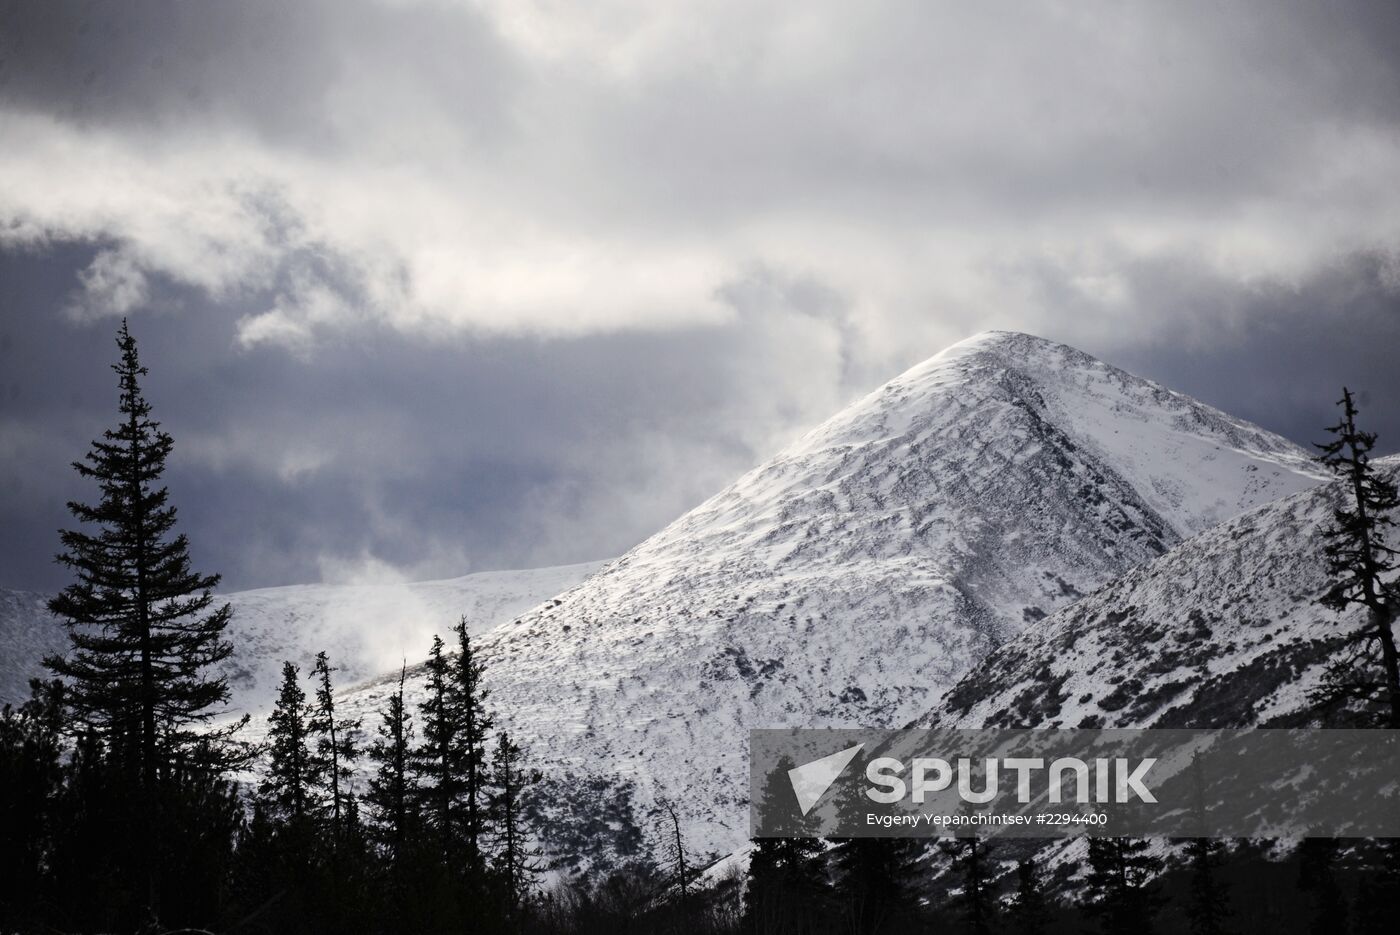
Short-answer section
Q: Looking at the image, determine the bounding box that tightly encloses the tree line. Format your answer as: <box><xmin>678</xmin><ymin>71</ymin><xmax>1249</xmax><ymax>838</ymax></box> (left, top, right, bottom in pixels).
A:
<box><xmin>2</xmin><ymin>321</ymin><xmax>1398</xmax><ymax>934</ymax></box>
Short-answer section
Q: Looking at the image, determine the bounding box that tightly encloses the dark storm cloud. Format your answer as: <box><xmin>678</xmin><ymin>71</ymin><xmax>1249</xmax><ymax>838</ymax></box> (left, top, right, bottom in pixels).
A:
<box><xmin>0</xmin><ymin>243</ymin><xmax>854</xmax><ymax>590</ymax></box>
<box><xmin>0</xmin><ymin>0</ymin><xmax>518</xmax><ymax>150</ymax></box>
<box><xmin>1096</xmin><ymin>252</ymin><xmax>1400</xmax><ymax>454</ymax></box>
<box><xmin>2</xmin><ymin>1</ymin><xmax>1400</xmax><ymax>591</ymax></box>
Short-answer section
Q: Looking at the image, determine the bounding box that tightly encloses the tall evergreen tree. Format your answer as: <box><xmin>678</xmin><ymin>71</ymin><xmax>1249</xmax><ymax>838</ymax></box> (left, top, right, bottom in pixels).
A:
<box><xmin>366</xmin><ymin>663</ymin><xmax>418</xmax><ymax>860</ymax></box>
<box><xmin>1184</xmin><ymin>838</ymin><xmax>1232</xmax><ymax>935</ymax></box>
<box><xmin>308</xmin><ymin>651</ymin><xmax>362</xmax><ymax>840</ymax></box>
<box><xmin>261</xmin><ymin>662</ymin><xmax>319</xmax><ymax>824</ymax></box>
<box><xmin>490</xmin><ymin>731</ymin><xmax>541</xmax><ymax>922</ymax></box>
<box><xmin>44</xmin><ymin>319</ymin><xmax>243</xmax><ymax>918</ymax></box>
<box><xmin>453</xmin><ymin>617</ymin><xmax>495</xmax><ymax>871</ymax></box>
<box><xmin>1297</xmin><ymin>838</ymin><xmax>1347</xmax><ymax>935</ymax></box>
<box><xmin>46</xmin><ymin>320</ymin><xmax>241</xmax><ymax>763</ymax></box>
<box><xmin>826</xmin><ymin>776</ymin><xmax>924</xmax><ymax>935</ymax></box>
<box><xmin>1007</xmin><ymin>859</ymin><xmax>1050</xmax><ymax>935</ymax></box>
<box><xmin>1313</xmin><ymin>387</ymin><xmax>1400</xmax><ymax>726</ymax></box>
<box><xmin>944</xmin><ymin>834</ymin><xmax>995</xmax><ymax>935</ymax></box>
<box><xmin>828</xmin><ymin>836</ymin><xmax>924</xmax><ymax>935</ymax></box>
<box><xmin>744</xmin><ymin>758</ymin><xmax>830</xmax><ymax>935</ymax></box>
<box><xmin>412</xmin><ymin>634</ymin><xmax>464</xmax><ymax>870</ymax></box>
<box><xmin>1084</xmin><ymin>837</ymin><xmax>1161</xmax><ymax>935</ymax></box>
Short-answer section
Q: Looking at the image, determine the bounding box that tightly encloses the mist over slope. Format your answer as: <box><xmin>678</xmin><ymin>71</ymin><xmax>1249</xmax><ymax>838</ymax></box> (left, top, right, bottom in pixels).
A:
<box><xmin>319</xmin><ymin>331</ymin><xmax>1325</xmax><ymax>866</ymax></box>
<box><xmin>0</xmin><ymin>561</ymin><xmax>604</xmax><ymax>711</ymax></box>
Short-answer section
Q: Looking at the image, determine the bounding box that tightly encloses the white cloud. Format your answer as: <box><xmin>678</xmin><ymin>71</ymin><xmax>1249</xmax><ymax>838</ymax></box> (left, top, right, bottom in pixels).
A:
<box><xmin>1</xmin><ymin>0</ymin><xmax>1398</xmax><ymax>369</ymax></box>
<box><xmin>67</xmin><ymin>248</ymin><xmax>150</xmax><ymax>320</ymax></box>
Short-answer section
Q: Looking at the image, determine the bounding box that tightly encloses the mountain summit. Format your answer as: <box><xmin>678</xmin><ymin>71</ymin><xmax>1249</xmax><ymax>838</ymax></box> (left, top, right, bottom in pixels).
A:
<box><xmin>327</xmin><ymin>331</ymin><xmax>1324</xmax><ymax>865</ymax></box>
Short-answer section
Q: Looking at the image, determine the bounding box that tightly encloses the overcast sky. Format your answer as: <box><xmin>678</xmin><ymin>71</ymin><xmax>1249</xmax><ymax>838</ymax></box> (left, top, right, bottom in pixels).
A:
<box><xmin>2</xmin><ymin>0</ymin><xmax>1399</xmax><ymax>592</ymax></box>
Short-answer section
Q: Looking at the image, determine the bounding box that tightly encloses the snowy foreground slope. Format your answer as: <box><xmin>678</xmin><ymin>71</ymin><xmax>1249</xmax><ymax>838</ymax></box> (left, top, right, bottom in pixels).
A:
<box><xmin>923</xmin><ymin>460</ymin><xmax>1400</xmax><ymax>732</ymax></box>
<box><xmin>0</xmin><ymin>561</ymin><xmax>603</xmax><ymax>711</ymax></box>
<box><xmin>905</xmin><ymin>461</ymin><xmax>1399</xmax><ymax>892</ymax></box>
<box><xmin>320</xmin><ymin>331</ymin><xmax>1324</xmax><ymax>869</ymax></box>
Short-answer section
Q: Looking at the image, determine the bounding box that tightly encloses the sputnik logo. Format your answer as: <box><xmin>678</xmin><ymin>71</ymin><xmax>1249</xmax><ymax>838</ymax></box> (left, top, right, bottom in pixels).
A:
<box><xmin>788</xmin><ymin>743</ymin><xmax>864</xmax><ymax>815</ymax></box>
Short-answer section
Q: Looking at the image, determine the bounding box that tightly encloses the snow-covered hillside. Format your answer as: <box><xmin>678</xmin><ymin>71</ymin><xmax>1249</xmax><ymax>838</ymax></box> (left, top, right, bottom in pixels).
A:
<box><xmin>923</xmin><ymin>461</ymin><xmax>1400</xmax><ymax>732</ymax></box>
<box><xmin>321</xmin><ymin>331</ymin><xmax>1325</xmax><ymax>868</ymax></box>
<box><xmin>0</xmin><ymin>561</ymin><xmax>604</xmax><ymax>711</ymax></box>
<box><xmin>908</xmin><ymin>461</ymin><xmax>1398</xmax><ymax>895</ymax></box>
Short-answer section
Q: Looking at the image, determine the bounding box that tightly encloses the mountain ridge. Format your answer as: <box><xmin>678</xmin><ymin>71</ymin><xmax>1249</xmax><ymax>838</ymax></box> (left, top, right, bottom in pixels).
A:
<box><xmin>311</xmin><ymin>330</ymin><xmax>1326</xmax><ymax>868</ymax></box>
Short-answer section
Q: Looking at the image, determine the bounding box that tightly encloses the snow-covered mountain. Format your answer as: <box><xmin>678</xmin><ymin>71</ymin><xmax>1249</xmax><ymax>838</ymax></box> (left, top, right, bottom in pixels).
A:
<box><xmin>923</xmin><ymin>460</ymin><xmax>1400</xmax><ymax>732</ymax></box>
<box><xmin>908</xmin><ymin>461</ymin><xmax>1398</xmax><ymax>895</ymax></box>
<box><xmin>319</xmin><ymin>331</ymin><xmax>1325</xmax><ymax>868</ymax></box>
<box><xmin>0</xmin><ymin>561</ymin><xmax>604</xmax><ymax>711</ymax></box>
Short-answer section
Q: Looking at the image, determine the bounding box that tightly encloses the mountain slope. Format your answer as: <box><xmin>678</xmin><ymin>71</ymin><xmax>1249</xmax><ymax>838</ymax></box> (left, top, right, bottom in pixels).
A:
<box><xmin>0</xmin><ymin>561</ymin><xmax>604</xmax><ymax>711</ymax></box>
<box><xmin>924</xmin><ymin>460</ymin><xmax>1400</xmax><ymax>732</ymax></box>
<box><xmin>323</xmin><ymin>331</ymin><xmax>1325</xmax><ymax>867</ymax></box>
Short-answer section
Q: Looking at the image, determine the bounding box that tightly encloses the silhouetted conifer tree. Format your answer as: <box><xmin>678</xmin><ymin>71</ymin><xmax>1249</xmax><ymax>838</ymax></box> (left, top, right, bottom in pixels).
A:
<box><xmin>1007</xmin><ymin>859</ymin><xmax>1050</xmax><ymax>935</ymax></box>
<box><xmin>1297</xmin><ymin>838</ymin><xmax>1347</xmax><ymax>935</ymax></box>
<box><xmin>944</xmin><ymin>834</ymin><xmax>996</xmax><ymax>935</ymax></box>
<box><xmin>744</xmin><ymin>757</ymin><xmax>830</xmax><ymax>935</ymax></box>
<box><xmin>1312</xmin><ymin>387</ymin><xmax>1400</xmax><ymax>726</ymax></box>
<box><xmin>367</xmin><ymin>664</ymin><xmax>418</xmax><ymax>860</ymax></box>
<box><xmin>828</xmin><ymin>835</ymin><xmax>924</xmax><ymax>935</ymax></box>
<box><xmin>1184</xmin><ymin>837</ymin><xmax>1232</xmax><ymax>935</ymax></box>
<box><xmin>491</xmin><ymin>731</ymin><xmax>542</xmax><ymax>922</ymax></box>
<box><xmin>44</xmin><ymin>318</ymin><xmax>245</xmax><ymax>921</ymax></box>
<box><xmin>1084</xmin><ymin>837</ymin><xmax>1161</xmax><ymax>935</ymax></box>
<box><xmin>413</xmin><ymin>634</ymin><xmax>465</xmax><ymax>871</ymax></box>
<box><xmin>658</xmin><ymin>798</ymin><xmax>696</xmax><ymax>918</ymax></box>
<box><xmin>261</xmin><ymin>661</ymin><xmax>320</xmax><ymax>824</ymax></box>
<box><xmin>309</xmin><ymin>650</ymin><xmax>362</xmax><ymax>841</ymax></box>
<box><xmin>453</xmin><ymin>617</ymin><xmax>495</xmax><ymax>872</ymax></box>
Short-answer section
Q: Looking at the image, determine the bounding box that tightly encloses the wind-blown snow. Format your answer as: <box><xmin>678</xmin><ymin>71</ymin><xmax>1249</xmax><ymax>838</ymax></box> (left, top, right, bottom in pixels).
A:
<box><xmin>0</xmin><ymin>561</ymin><xmax>604</xmax><ymax>712</ymax></box>
<box><xmin>322</xmin><ymin>331</ymin><xmax>1325</xmax><ymax>868</ymax></box>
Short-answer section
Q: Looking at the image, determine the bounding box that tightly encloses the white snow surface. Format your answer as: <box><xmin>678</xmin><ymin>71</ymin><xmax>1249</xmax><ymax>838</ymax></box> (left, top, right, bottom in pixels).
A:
<box><xmin>0</xmin><ymin>561</ymin><xmax>605</xmax><ymax>713</ymax></box>
<box><xmin>925</xmin><ymin>459</ymin><xmax>1400</xmax><ymax>732</ymax></box>
<box><xmin>314</xmin><ymin>331</ymin><xmax>1325</xmax><ymax>869</ymax></box>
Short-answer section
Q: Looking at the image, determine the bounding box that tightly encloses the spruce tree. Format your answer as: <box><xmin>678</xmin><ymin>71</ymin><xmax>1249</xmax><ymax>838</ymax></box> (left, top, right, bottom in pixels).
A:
<box><xmin>1007</xmin><ymin>859</ymin><xmax>1050</xmax><ymax>935</ymax></box>
<box><xmin>745</xmin><ymin>758</ymin><xmax>830</xmax><ymax>935</ymax></box>
<box><xmin>46</xmin><ymin>320</ymin><xmax>240</xmax><ymax>765</ymax></box>
<box><xmin>827</xmin><ymin>775</ymin><xmax>924</xmax><ymax>935</ymax></box>
<box><xmin>44</xmin><ymin>319</ymin><xmax>243</xmax><ymax>919</ymax></box>
<box><xmin>412</xmin><ymin>634</ymin><xmax>464</xmax><ymax>870</ymax></box>
<box><xmin>1312</xmin><ymin>388</ymin><xmax>1400</xmax><ymax>726</ymax></box>
<box><xmin>944</xmin><ymin>834</ymin><xmax>995</xmax><ymax>935</ymax></box>
<box><xmin>309</xmin><ymin>651</ymin><xmax>362</xmax><ymax>840</ymax></box>
<box><xmin>490</xmin><ymin>731</ymin><xmax>541</xmax><ymax>921</ymax></box>
<box><xmin>453</xmin><ymin>617</ymin><xmax>494</xmax><ymax>871</ymax></box>
<box><xmin>1184</xmin><ymin>838</ymin><xmax>1232</xmax><ymax>935</ymax></box>
<box><xmin>366</xmin><ymin>663</ymin><xmax>417</xmax><ymax>860</ymax></box>
<box><xmin>1084</xmin><ymin>837</ymin><xmax>1161</xmax><ymax>935</ymax></box>
<box><xmin>1297</xmin><ymin>838</ymin><xmax>1347</xmax><ymax>935</ymax></box>
<box><xmin>828</xmin><ymin>836</ymin><xmax>923</xmax><ymax>935</ymax></box>
<box><xmin>261</xmin><ymin>662</ymin><xmax>320</xmax><ymax>824</ymax></box>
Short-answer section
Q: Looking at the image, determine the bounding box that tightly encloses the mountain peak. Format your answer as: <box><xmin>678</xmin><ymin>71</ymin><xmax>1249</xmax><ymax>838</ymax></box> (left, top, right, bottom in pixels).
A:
<box><xmin>304</xmin><ymin>332</ymin><xmax>1326</xmax><ymax>867</ymax></box>
<box><xmin>201</xmin><ymin>332</ymin><xmax>1334</xmax><ymax>873</ymax></box>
